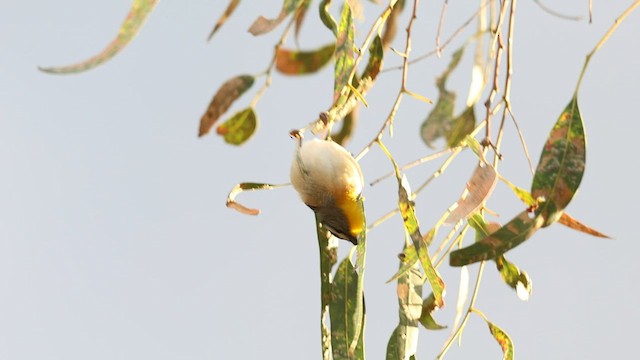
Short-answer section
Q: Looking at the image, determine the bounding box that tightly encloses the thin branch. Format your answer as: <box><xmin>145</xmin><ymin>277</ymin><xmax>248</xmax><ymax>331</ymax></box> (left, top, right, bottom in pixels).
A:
<box><xmin>575</xmin><ymin>0</ymin><xmax>640</xmax><ymax>96</ymax></box>
<box><xmin>435</xmin><ymin>0</ymin><xmax>449</xmax><ymax>57</ymax></box>
<box><xmin>250</xmin><ymin>16</ymin><xmax>297</xmax><ymax>108</ymax></box>
<box><xmin>533</xmin><ymin>0</ymin><xmax>582</xmax><ymax>21</ymax></box>
<box><xmin>370</xmin><ymin>148</ymin><xmax>455</xmax><ymax>186</ymax></box>
<box><xmin>355</xmin><ymin>0</ymin><xmax>421</xmax><ymax>161</ymax></box>
<box><xmin>493</xmin><ymin>0</ymin><xmax>516</xmax><ymax>166</ymax></box>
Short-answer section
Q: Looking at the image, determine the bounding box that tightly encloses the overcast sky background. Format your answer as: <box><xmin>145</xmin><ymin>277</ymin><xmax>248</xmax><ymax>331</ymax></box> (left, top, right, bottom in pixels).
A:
<box><xmin>1</xmin><ymin>1</ymin><xmax>638</xmax><ymax>359</ymax></box>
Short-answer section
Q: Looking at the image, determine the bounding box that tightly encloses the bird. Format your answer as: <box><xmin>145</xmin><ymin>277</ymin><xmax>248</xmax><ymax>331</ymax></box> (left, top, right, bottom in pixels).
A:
<box><xmin>290</xmin><ymin>138</ymin><xmax>365</xmax><ymax>245</ymax></box>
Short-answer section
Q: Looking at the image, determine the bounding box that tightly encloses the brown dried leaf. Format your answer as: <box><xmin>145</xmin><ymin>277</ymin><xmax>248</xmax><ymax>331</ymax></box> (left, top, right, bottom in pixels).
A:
<box><xmin>207</xmin><ymin>0</ymin><xmax>241</xmax><ymax>41</ymax></box>
<box><xmin>199</xmin><ymin>75</ymin><xmax>254</xmax><ymax>137</ymax></box>
<box><xmin>559</xmin><ymin>212</ymin><xmax>611</xmax><ymax>238</ymax></box>
<box><xmin>444</xmin><ymin>163</ymin><xmax>498</xmax><ymax>225</ymax></box>
<box><xmin>248</xmin><ymin>11</ymin><xmax>287</xmax><ymax>35</ymax></box>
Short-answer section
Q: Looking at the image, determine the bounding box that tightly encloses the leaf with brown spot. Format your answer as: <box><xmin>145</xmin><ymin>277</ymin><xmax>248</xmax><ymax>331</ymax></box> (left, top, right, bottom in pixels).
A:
<box><xmin>450</xmin><ymin>211</ymin><xmax>545</xmax><ymax>266</ymax></box>
<box><xmin>485</xmin><ymin>319</ymin><xmax>514</xmax><ymax>360</ymax></box>
<box><xmin>199</xmin><ymin>75</ymin><xmax>254</xmax><ymax>137</ymax></box>
<box><xmin>333</xmin><ymin>2</ymin><xmax>355</xmax><ymax>104</ymax></box>
<box><xmin>559</xmin><ymin>212</ymin><xmax>611</xmax><ymax>238</ymax></box>
<box><xmin>361</xmin><ymin>35</ymin><xmax>383</xmax><ymax>83</ymax></box>
<box><xmin>207</xmin><ymin>0</ymin><xmax>241</xmax><ymax>41</ymax></box>
<box><xmin>531</xmin><ymin>95</ymin><xmax>586</xmax><ymax>227</ymax></box>
<box><xmin>444</xmin><ymin>163</ymin><xmax>498</xmax><ymax>225</ymax></box>
<box><xmin>495</xmin><ymin>255</ymin><xmax>532</xmax><ymax>301</ymax></box>
<box><xmin>276</xmin><ymin>43</ymin><xmax>336</xmax><ymax>75</ymax></box>
<box><xmin>39</xmin><ymin>0</ymin><xmax>158</xmax><ymax>74</ymax></box>
<box><xmin>330</xmin><ymin>257</ymin><xmax>365</xmax><ymax>360</ymax></box>
<box><xmin>386</xmin><ymin>250</ymin><xmax>422</xmax><ymax>360</ymax></box>
<box><xmin>216</xmin><ymin>107</ymin><xmax>257</xmax><ymax>145</ymax></box>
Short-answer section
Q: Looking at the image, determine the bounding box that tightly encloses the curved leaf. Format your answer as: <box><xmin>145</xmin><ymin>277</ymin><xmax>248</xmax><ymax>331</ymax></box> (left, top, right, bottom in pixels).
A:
<box><xmin>419</xmin><ymin>293</ymin><xmax>447</xmax><ymax>330</ymax></box>
<box><xmin>319</xmin><ymin>0</ymin><xmax>338</xmax><ymax>36</ymax></box>
<box><xmin>226</xmin><ymin>182</ymin><xmax>279</xmax><ymax>215</ymax></box>
<box><xmin>276</xmin><ymin>43</ymin><xmax>336</xmax><ymax>75</ymax></box>
<box><xmin>444</xmin><ymin>163</ymin><xmax>498</xmax><ymax>225</ymax></box>
<box><xmin>449</xmin><ymin>211</ymin><xmax>544</xmax><ymax>266</ymax></box>
<box><xmin>39</xmin><ymin>0</ymin><xmax>158</xmax><ymax>74</ymax></box>
<box><xmin>207</xmin><ymin>0</ymin><xmax>241</xmax><ymax>41</ymax></box>
<box><xmin>486</xmin><ymin>320</ymin><xmax>514</xmax><ymax>360</ymax></box>
<box><xmin>330</xmin><ymin>257</ymin><xmax>365</xmax><ymax>360</ymax></box>
<box><xmin>531</xmin><ymin>95</ymin><xmax>586</xmax><ymax>226</ymax></box>
<box><xmin>216</xmin><ymin>107</ymin><xmax>257</xmax><ymax>145</ymax></box>
<box><xmin>199</xmin><ymin>75</ymin><xmax>254</xmax><ymax>137</ymax></box>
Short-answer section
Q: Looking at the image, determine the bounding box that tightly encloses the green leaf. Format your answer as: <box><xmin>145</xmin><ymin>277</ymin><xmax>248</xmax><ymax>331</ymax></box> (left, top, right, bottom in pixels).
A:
<box><xmin>199</xmin><ymin>75</ymin><xmax>254</xmax><ymax>137</ymax></box>
<box><xmin>499</xmin><ymin>176</ymin><xmax>538</xmax><ymax>207</ymax></box>
<box><xmin>495</xmin><ymin>255</ymin><xmax>532</xmax><ymax>301</ymax></box>
<box><xmin>248</xmin><ymin>0</ymin><xmax>304</xmax><ymax>35</ymax></box>
<box><xmin>387</xmin><ymin>255</ymin><xmax>422</xmax><ymax>360</ymax></box>
<box><xmin>319</xmin><ymin>0</ymin><xmax>338</xmax><ymax>36</ymax></box>
<box><xmin>39</xmin><ymin>0</ymin><xmax>159</xmax><ymax>74</ymax></box>
<box><xmin>316</xmin><ymin>215</ymin><xmax>338</xmax><ymax>360</ymax></box>
<box><xmin>397</xmin><ymin>175</ymin><xmax>445</xmax><ymax>308</ymax></box>
<box><xmin>330</xmin><ymin>257</ymin><xmax>365</xmax><ymax>360</ymax></box>
<box><xmin>531</xmin><ymin>95</ymin><xmax>586</xmax><ymax>227</ymax></box>
<box><xmin>444</xmin><ymin>163</ymin><xmax>498</xmax><ymax>225</ymax></box>
<box><xmin>207</xmin><ymin>0</ymin><xmax>241</xmax><ymax>41</ymax></box>
<box><xmin>419</xmin><ymin>293</ymin><xmax>447</xmax><ymax>330</ymax></box>
<box><xmin>421</xmin><ymin>47</ymin><xmax>464</xmax><ymax>148</ymax></box>
<box><xmin>333</xmin><ymin>2</ymin><xmax>355</xmax><ymax>104</ymax></box>
<box><xmin>486</xmin><ymin>320</ymin><xmax>515</xmax><ymax>360</ymax></box>
<box><xmin>450</xmin><ymin>211</ymin><xmax>544</xmax><ymax>266</ymax></box>
<box><xmin>446</xmin><ymin>106</ymin><xmax>476</xmax><ymax>148</ymax></box>
<box><xmin>276</xmin><ymin>43</ymin><xmax>336</xmax><ymax>75</ymax></box>
<box><xmin>349</xmin><ymin>198</ymin><xmax>367</xmax><ymax>355</ymax></box>
<box><xmin>361</xmin><ymin>35</ymin><xmax>383</xmax><ymax>83</ymax></box>
<box><xmin>216</xmin><ymin>107</ymin><xmax>257</xmax><ymax>145</ymax></box>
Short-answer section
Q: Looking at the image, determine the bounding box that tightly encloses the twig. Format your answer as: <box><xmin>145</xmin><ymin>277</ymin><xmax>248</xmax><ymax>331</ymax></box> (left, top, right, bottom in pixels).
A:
<box><xmin>250</xmin><ymin>16</ymin><xmax>297</xmax><ymax>108</ymax></box>
<box><xmin>574</xmin><ymin>0</ymin><xmax>640</xmax><ymax>96</ymax></box>
<box><xmin>435</xmin><ymin>0</ymin><xmax>449</xmax><ymax>57</ymax></box>
<box><xmin>533</xmin><ymin>0</ymin><xmax>582</xmax><ymax>21</ymax></box>
<box><xmin>493</xmin><ymin>0</ymin><xmax>516</xmax><ymax>166</ymax></box>
<box><xmin>369</xmin><ymin>147</ymin><xmax>455</xmax><ymax>186</ymax></box>
<box><xmin>355</xmin><ymin>0</ymin><xmax>421</xmax><ymax>161</ymax></box>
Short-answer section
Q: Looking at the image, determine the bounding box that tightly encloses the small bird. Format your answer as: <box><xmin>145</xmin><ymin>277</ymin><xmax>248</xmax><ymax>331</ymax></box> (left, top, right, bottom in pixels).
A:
<box><xmin>290</xmin><ymin>138</ymin><xmax>365</xmax><ymax>245</ymax></box>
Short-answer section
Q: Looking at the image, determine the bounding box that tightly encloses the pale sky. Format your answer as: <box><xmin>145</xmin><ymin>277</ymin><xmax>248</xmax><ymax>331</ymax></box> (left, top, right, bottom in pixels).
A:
<box><xmin>1</xmin><ymin>1</ymin><xmax>638</xmax><ymax>359</ymax></box>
